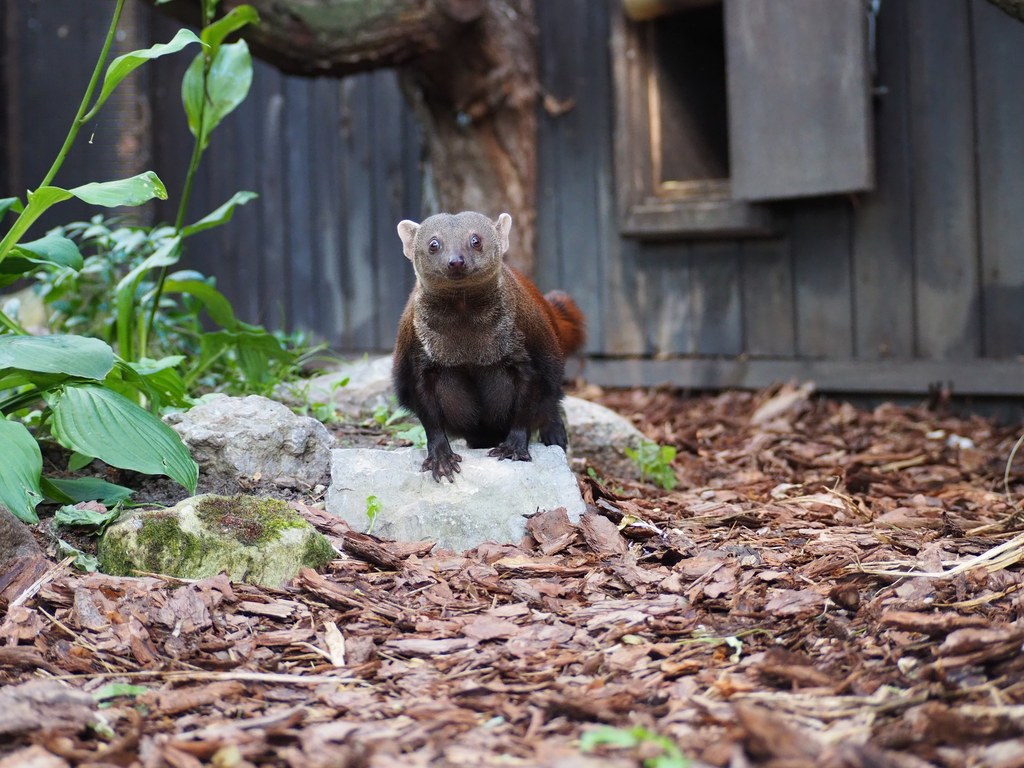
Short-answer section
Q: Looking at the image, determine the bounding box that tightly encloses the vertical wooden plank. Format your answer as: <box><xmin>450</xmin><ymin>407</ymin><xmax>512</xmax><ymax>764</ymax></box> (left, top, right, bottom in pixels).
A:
<box><xmin>372</xmin><ymin>71</ymin><xmax>413</xmax><ymax>350</ymax></box>
<box><xmin>791</xmin><ymin>199</ymin><xmax>855</xmax><ymax>358</ymax></box>
<box><xmin>973</xmin><ymin>0</ymin><xmax>1024</xmax><ymax>357</ymax></box>
<box><xmin>283</xmin><ymin>76</ymin><xmax>316</xmax><ymax>335</ymax></box>
<box><xmin>605</xmin><ymin>237</ymin><xmax>649</xmax><ymax>356</ymax></box>
<box><xmin>850</xmin><ymin>0</ymin><xmax>915</xmax><ymax>359</ymax></box>
<box><xmin>599</xmin><ymin>0</ymin><xmax>660</xmax><ymax>356</ymax></box>
<box><xmin>635</xmin><ymin>242</ymin><xmax>693</xmax><ymax>356</ymax></box>
<box><xmin>690</xmin><ymin>242</ymin><xmax>743</xmax><ymax>356</ymax></box>
<box><xmin>534</xmin><ymin>0</ymin><xmax>607</xmax><ymax>353</ymax></box>
<box><xmin>204</xmin><ymin>90</ymin><xmax>246</xmax><ymax>320</ymax></box>
<box><xmin>338</xmin><ymin>75</ymin><xmax>377</xmax><ymax>350</ymax></box>
<box><xmin>258</xmin><ymin>67</ymin><xmax>288</xmax><ymax>331</ymax></box>
<box><xmin>741</xmin><ymin>233</ymin><xmax>796</xmax><ymax>357</ymax></box>
<box><xmin>534</xmin><ymin>0</ymin><xmax>562</xmax><ymax>301</ymax></box>
<box><xmin>907</xmin><ymin>0</ymin><xmax>980</xmax><ymax>359</ymax></box>
<box><xmin>587</xmin><ymin>4</ymin><xmax>619</xmax><ymax>357</ymax></box>
<box><xmin>310</xmin><ymin>77</ymin><xmax>344</xmax><ymax>346</ymax></box>
<box><xmin>400</xmin><ymin>82</ymin><xmax>423</xmax><ymax>221</ymax></box>
<box><xmin>222</xmin><ymin>58</ymin><xmax>263</xmax><ymax>326</ymax></box>
<box><xmin>0</xmin><ymin>3</ymin><xmax>12</xmax><ymax>197</ymax></box>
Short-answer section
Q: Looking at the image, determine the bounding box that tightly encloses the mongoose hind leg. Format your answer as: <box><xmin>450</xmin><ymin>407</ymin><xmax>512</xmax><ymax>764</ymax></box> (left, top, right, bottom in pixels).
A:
<box><xmin>488</xmin><ymin>426</ymin><xmax>532</xmax><ymax>462</ymax></box>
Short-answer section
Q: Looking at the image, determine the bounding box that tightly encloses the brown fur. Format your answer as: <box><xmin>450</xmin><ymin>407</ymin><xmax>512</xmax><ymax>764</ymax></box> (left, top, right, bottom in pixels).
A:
<box><xmin>393</xmin><ymin>211</ymin><xmax>585</xmax><ymax>482</ymax></box>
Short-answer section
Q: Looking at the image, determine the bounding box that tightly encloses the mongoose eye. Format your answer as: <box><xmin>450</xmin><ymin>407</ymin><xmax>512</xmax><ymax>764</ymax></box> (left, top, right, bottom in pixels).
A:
<box><xmin>428</xmin><ymin>238</ymin><xmax>441</xmax><ymax>254</ymax></box>
<box><xmin>470</xmin><ymin>234</ymin><xmax>482</xmax><ymax>251</ymax></box>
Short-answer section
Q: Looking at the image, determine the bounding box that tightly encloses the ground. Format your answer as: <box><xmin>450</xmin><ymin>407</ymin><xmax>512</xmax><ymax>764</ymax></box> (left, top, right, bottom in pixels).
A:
<box><xmin>2</xmin><ymin>384</ymin><xmax>1023</xmax><ymax>767</ymax></box>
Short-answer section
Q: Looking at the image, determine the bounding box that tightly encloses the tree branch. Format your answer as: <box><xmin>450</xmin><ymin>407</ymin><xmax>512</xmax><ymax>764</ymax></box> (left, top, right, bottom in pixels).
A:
<box><xmin>985</xmin><ymin>0</ymin><xmax>1024</xmax><ymax>23</ymax></box>
<box><xmin>154</xmin><ymin>0</ymin><xmax>487</xmax><ymax>77</ymax></box>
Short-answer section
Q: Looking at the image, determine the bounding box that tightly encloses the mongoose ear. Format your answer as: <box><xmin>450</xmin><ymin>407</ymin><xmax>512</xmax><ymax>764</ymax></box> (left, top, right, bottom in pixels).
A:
<box><xmin>495</xmin><ymin>213</ymin><xmax>512</xmax><ymax>255</ymax></box>
<box><xmin>397</xmin><ymin>220</ymin><xmax>419</xmax><ymax>260</ymax></box>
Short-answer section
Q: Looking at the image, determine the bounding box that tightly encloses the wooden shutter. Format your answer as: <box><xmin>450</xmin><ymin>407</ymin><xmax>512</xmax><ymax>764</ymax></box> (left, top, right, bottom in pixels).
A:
<box><xmin>725</xmin><ymin>0</ymin><xmax>874</xmax><ymax>200</ymax></box>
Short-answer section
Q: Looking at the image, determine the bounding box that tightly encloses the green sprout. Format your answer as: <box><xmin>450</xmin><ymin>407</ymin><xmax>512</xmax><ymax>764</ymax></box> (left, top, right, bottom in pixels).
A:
<box><xmin>365</xmin><ymin>494</ymin><xmax>382</xmax><ymax>535</ymax></box>
<box><xmin>580</xmin><ymin>725</ymin><xmax>689</xmax><ymax>768</ymax></box>
<box><xmin>625</xmin><ymin>440</ymin><xmax>678</xmax><ymax>491</ymax></box>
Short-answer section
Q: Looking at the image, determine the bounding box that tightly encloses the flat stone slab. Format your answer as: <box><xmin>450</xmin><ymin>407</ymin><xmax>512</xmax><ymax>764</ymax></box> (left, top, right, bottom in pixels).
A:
<box><xmin>327</xmin><ymin>444</ymin><xmax>586</xmax><ymax>552</ymax></box>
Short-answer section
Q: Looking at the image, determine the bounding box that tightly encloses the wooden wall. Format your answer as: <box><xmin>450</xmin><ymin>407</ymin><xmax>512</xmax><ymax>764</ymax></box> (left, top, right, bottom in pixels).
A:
<box><xmin>536</xmin><ymin>0</ymin><xmax>1024</xmax><ymax>395</ymax></box>
<box><xmin>3</xmin><ymin>0</ymin><xmax>1024</xmax><ymax>396</ymax></box>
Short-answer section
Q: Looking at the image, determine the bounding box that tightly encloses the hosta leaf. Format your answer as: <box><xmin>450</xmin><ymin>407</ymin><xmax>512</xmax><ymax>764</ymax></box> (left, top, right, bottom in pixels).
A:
<box><xmin>182</xmin><ymin>191</ymin><xmax>257</xmax><ymax>238</ymax></box>
<box><xmin>45</xmin><ymin>477</ymin><xmax>134</xmax><ymax>507</ymax></box>
<box><xmin>183</xmin><ymin>40</ymin><xmax>253</xmax><ymax>149</ymax></box>
<box><xmin>163</xmin><ymin>275</ymin><xmax>237</xmax><ymax>329</ymax></box>
<box><xmin>0</xmin><ymin>418</ymin><xmax>44</xmax><ymax>523</ymax></box>
<box><xmin>89</xmin><ymin>29</ymin><xmax>202</xmax><ymax>118</ymax></box>
<box><xmin>108</xmin><ymin>357</ymin><xmax>190</xmax><ymax>411</ymax></box>
<box><xmin>0</xmin><ymin>187</ymin><xmax>73</xmax><ymax>261</ymax></box>
<box><xmin>0</xmin><ymin>197</ymin><xmax>23</xmax><ymax>218</ymax></box>
<box><xmin>201</xmin><ymin>6</ymin><xmax>259</xmax><ymax>53</ymax></box>
<box><xmin>12</xmin><ymin>234</ymin><xmax>84</xmax><ymax>270</ymax></box>
<box><xmin>0</xmin><ymin>334</ymin><xmax>114</xmax><ymax>379</ymax></box>
<box><xmin>48</xmin><ymin>384</ymin><xmax>198</xmax><ymax>494</ymax></box>
<box><xmin>69</xmin><ymin>172</ymin><xmax>167</xmax><ymax>208</ymax></box>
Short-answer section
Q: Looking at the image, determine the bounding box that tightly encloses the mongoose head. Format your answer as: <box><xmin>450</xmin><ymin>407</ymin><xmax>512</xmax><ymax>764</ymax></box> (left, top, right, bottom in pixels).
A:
<box><xmin>397</xmin><ymin>211</ymin><xmax>511</xmax><ymax>292</ymax></box>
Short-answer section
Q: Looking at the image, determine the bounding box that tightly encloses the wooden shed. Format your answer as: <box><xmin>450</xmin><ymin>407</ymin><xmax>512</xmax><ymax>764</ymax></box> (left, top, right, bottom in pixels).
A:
<box><xmin>2</xmin><ymin>0</ymin><xmax>1023</xmax><ymax>397</ymax></box>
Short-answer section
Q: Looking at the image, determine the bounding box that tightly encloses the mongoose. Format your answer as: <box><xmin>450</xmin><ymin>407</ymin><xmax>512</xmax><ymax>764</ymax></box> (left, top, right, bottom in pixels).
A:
<box><xmin>393</xmin><ymin>211</ymin><xmax>585</xmax><ymax>482</ymax></box>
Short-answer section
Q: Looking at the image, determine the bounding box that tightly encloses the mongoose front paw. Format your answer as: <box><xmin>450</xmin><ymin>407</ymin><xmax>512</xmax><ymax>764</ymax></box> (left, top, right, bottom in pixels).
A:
<box><xmin>488</xmin><ymin>443</ymin><xmax>532</xmax><ymax>462</ymax></box>
<box><xmin>423</xmin><ymin>450</ymin><xmax>462</xmax><ymax>483</ymax></box>
<box><xmin>539</xmin><ymin>422</ymin><xmax>568</xmax><ymax>449</ymax></box>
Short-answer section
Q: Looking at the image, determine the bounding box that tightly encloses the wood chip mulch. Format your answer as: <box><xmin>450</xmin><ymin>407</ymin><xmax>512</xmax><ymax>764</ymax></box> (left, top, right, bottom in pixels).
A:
<box><xmin>2</xmin><ymin>383</ymin><xmax>1024</xmax><ymax>768</ymax></box>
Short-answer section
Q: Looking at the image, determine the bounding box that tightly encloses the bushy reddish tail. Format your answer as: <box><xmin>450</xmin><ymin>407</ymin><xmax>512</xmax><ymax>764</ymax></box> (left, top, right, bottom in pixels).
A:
<box><xmin>545</xmin><ymin>290</ymin><xmax>586</xmax><ymax>358</ymax></box>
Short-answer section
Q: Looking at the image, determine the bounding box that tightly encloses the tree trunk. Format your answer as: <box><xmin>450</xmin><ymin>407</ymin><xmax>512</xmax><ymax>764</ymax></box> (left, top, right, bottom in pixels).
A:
<box><xmin>153</xmin><ymin>0</ymin><xmax>539</xmax><ymax>273</ymax></box>
<box><xmin>985</xmin><ymin>0</ymin><xmax>1024</xmax><ymax>22</ymax></box>
<box><xmin>398</xmin><ymin>2</ymin><xmax>537</xmax><ymax>273</ymax></box>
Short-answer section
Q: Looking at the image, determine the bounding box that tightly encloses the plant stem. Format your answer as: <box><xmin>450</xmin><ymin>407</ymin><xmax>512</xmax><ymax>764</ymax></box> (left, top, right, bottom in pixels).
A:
<box><xmin>39</xmin><ymin>0</ymin><xmax>126</xmax><ymax>190</ymax></box>
<box><xmin>0</xmin><ymin>310</ymin><xmax>29</xmax><ymax>334</ymax></box>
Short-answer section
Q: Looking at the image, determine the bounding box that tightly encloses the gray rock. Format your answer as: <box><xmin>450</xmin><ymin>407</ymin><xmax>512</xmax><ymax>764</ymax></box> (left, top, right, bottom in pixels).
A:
<box><xmin>0</xmin><ymin>506</ymin><xmax>42</xmax><ymax>571</ymax></box>
<box><xmin>165</xmin><ymin>395</ymin><xmax>333</xmax><ymax>491</ymax></box>
<box><xmin>279</xmin><ymin>355</ymin><xmax>394</xmax><ymax>421</ymax></box>
<box><xmin>563</xmin><ymin>396</ymin><xmax>648</xmax><ymax>481</ymax></box>
<box><xmin>0</xmin><ymin>680</ymin><xmax>96</xmax><ymax>737</ymax></box>
<box><xmin>328</xmin><ymin>444</ymin><xmax>585</xmax><ymax>552</ymax></box>
<box><xmin>97</xmin><ymin>494</ymin><xmax>335</xmax><ymax>587</ymax></box>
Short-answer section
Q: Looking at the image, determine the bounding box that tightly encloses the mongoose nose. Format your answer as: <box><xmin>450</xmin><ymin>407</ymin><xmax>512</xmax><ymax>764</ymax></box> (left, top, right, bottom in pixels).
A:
<box><xmin>447</xmin><ymin>254</ymin><xmax>466</xmax><ymax>274</ymax></box>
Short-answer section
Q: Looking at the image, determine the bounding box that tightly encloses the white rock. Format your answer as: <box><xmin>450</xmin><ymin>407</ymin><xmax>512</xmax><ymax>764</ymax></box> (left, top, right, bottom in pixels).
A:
<box><xmin>562</xmin><ymin>395</ymin><xmax>648</xmax><ymax>481</ymax></box>
<box><xmin>328</xmin><ymin>443</ymin><xmax>585</xmax><ymax>552</ymax></box>
<box><xmin>165</xmin><ymin>394</ymin><xmax>334</xmax><ymax>491</ymax></box>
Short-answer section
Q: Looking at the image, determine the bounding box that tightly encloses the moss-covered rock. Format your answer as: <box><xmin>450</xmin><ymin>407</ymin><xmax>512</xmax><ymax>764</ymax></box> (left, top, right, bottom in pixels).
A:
<box><xmin>98</xmin><ymin>494</ymin><xmax>335</xmax><ymax>586</ymax></box>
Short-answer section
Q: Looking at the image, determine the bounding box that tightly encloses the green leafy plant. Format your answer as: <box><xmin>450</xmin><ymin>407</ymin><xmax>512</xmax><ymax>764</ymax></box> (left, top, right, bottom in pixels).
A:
<box><xmin>0</xmin><ymin>0</ymin><xmax>208</xmax><ymax>523</ymax></box>
<box><xmin>365</xmin><ymin>494</ymin><xmax>382</xmax><ymax>535</ymax></box>
<box><xmin>373</xmin><ymin>400</ymin><xmax>428</xmax><ymax>449</ymax></box>
<box><xmin>36</xmin><ymin>214</ymin><xmax>314</xmax><ymax>396</ymax></box>
<box><xmin>93</xmin><ymin>683</ymin><xmax>149</xmax><ymax>707</ymax></box>
<box><xmin>287</xmin><ymin>373</ymin><xmax>349</xmax><ymax>423</ymax></box>
<box><xmin>54</xmin><ymin>502</ymin><xmax>123</xmax><ymax>534</ymax></box>
<box><xmin>580</xmin><ymin>725</ymin><xmax>689</xmax><ymax>768</ymax></box>
<box><xmin>625</xmin><ymin>440</ymin><xmax>678</xmax><ymax>491</ymax></box>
